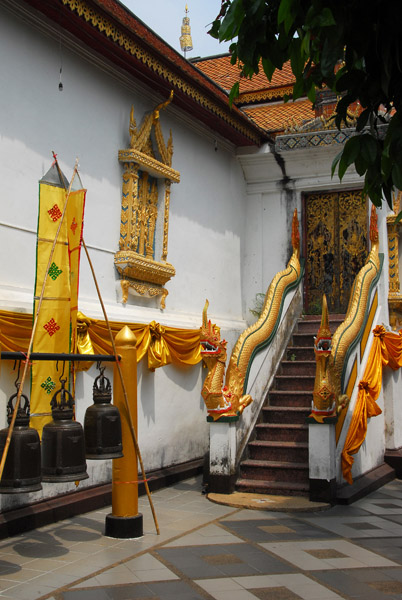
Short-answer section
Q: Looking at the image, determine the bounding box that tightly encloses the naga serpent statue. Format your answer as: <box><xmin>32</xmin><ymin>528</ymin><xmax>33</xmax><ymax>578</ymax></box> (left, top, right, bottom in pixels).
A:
<box><xmin>308</xmin><ymin>204</ymin><xmax>381</xmax><ymax>425</ymax></box>
<box><xmin>307</xmin><ymin>293</ymin><xmax>338</xmax><ymax>423</ymax></box>
<box><xmin>201</xmin><ymin>209</ymin><xmax>302</xmax><ymax>420</ymax></box>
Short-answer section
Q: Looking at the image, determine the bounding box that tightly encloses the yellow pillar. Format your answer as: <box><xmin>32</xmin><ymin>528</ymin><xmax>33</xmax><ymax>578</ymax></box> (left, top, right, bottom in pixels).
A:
<box><xmin>105</xmin><ymin>326</ymin><xmax>143</xmax><ymax>538</ymax></box>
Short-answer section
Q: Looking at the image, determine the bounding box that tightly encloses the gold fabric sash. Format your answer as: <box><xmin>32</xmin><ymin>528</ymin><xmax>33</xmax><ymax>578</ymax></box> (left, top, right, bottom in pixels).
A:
<box><xmin>342</xmin><ymin>325</ymin><xmax>402</xmax><ymax>483</ymax></box>
<box><xmin>0</xmin><ymin>310</ymin><xmax>202</xmax><ymax>371</ymax></box>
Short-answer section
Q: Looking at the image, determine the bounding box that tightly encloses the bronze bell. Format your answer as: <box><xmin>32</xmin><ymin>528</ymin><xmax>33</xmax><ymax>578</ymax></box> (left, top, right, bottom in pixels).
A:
<box><xmin>41</xmin><ymin>379</ymin><xmax>88</xmax><ymax>482</ymax></box>
<box><xmin>0</xmin><ymin>390</ymin><xmax>42</xmax><ymax>493</ymax></box>
<box><xmin>84</xmin><ymin>368</ymin><xmax>123</xmax><ymax>459</ymax></box>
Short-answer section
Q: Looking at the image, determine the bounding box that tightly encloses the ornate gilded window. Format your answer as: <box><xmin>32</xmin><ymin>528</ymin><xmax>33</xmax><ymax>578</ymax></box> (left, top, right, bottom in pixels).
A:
<box><xmin>114</xmin><ymin>92</ymin><xmax>180</xmax><ymax>308</ymax></box>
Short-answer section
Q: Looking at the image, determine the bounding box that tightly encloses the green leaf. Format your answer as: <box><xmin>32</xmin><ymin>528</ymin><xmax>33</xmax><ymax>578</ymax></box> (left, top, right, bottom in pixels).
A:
<box><xmin>228</xmin><ymin>81</ymin><xmax>240</xmax><ymax>107</ymax></box>
<box><xmin>331</xmin><ymin>149</ymin><xmax>343</xmax><ymax>178</ymax></box>
<box><xmin>360</xmin><ymin>135</ymin><xmax>378</xmax><ymax>164</ymax></box>
<box><xmin>278</xmin><ymin>0</ymin><xmax>295</xmax><ymax>34</ymax></box>
<box><xmin>290</xmin><ymin>38</ymin><xmax>303</xmax><ymax>77</ymax></box>
<box><xmin>318</xmin><ymin>7</ymin><xmax>336</xmax><ymax>27</ymax></box>
<box><xmin>381</xmin><ymin>152</ymin><xmax>392</xmax><ymax>180</ymax></box>
<box><xmin>208</xmin><ymin>20</ymin><xmax>220</xmax><ymax>39</ymax></box>
<box><xmin>342</xmin><ymin>135</ymin><xmax>361</xmax><ymax>167</ymax></box>
<box><xmin>307</xmin><ymin>83</ymin><xmax>316</xmax><ymax>104</ymax></box>
<box><xmin>354</xmin><ymin>153</ymin><xmax>367</xmax><ymax>176</ymax></box>
<box><xmin>261</xmin><ymin>57</ymin><xmax>275</xmax><ymax>81</ymax></box>
<box><xmin>292</xmin><ymin>76</ymin><xmax>305</xmax><ymax>101</ymax></box>
<box><xmin>321</xmin><ymin>37</ymin><xmax>342</xmax><ymax>78</ymax></box>
<box><xmin>356</xmin><ymin>108</ymin><xmax>370</xmax><ymax>132</ymax></box>
<box><xmin>218</xmin><ymin>0</ymin><xmax>244</xmax><ymax>41</ymax></box>
<box><xmin>301</xmin><ymin>31</ymin><xmax>311</xmax><ymax>55</ymax></box>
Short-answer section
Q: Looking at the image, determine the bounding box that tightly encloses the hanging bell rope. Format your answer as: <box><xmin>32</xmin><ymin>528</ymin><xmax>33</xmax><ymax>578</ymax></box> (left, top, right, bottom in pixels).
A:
<box><xmin>0</xmin><ymin>155</ymin><xmax>79</xmax><ymax>485</ymax></box>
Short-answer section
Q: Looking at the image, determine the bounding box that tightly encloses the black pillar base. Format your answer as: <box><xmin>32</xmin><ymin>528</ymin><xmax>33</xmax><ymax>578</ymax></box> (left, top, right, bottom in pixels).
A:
<box><xmin>385</xmin><ymin>448</ymin><xmax>402</xmax><ymax>478</ymax></box>
<box><xmin>208</xmin><ymin>473</ymin><xmax>237</xmax><ymax>494</ymax></box>
<box><xmin>309</xmin><ymin>477</ymin><xmax>337</xmax><ymax>504</ymax></box>
<box><xmin>105</xmin><ymin>513</ymin><xmax>143</xmax><ymax>538</ymax></box>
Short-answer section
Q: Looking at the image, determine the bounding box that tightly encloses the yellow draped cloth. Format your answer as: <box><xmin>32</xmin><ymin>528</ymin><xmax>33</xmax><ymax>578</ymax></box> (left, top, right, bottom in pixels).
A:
<box><xmin>342</xmin><ymin>325</ymin><xmax>402</xmax><ymax>483</ymax></box>
<box><xmin>0</xmin><ymin>310</ymin><xmax>202</xmax><ymax>372</ymax></box>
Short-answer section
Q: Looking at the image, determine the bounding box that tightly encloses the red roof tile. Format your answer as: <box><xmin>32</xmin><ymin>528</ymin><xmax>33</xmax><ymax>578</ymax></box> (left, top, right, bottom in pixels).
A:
<box><xmin>193</xmin><ymin>55</ymin><xmax>295</xmax><ymax>95</ymax></box>
<box><xmin>243</xmin><ymin>99</ymin><xmax>315</xmax><ymax>133</ymax></box>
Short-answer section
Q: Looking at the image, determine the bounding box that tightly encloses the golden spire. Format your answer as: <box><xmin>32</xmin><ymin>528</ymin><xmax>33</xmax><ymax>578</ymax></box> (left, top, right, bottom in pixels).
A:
<box><xmin>180</xmin><ymin>4</ymin><xmax>193</xmax><ymax>58</ymax></box>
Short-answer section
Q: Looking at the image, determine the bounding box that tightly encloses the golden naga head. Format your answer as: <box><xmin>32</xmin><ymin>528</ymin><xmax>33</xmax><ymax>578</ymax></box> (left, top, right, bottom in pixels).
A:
<box><xmin>314</xmin><ymin>294</ymin><xmax>332</xmax><ymax>355</ymax></box>
<box><xmin>200</xmin><ymin>300</ymin><xmax>227</xmax><ymax>359</ymax></box>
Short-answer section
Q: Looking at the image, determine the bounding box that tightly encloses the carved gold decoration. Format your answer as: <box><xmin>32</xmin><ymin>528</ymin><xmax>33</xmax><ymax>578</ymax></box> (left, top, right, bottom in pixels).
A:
<box><xmin>331</xmin><ymin>205</ymin><xmax>381</xmax><ymax>409</ymax></box>
<box><xmin>200</xmin><ymin>209</ymin><xmax>302</xmax><ymax>420</ymax></box>
<box><xmin>305</xmin><ymin>190</ymin><xmax>367</xmax><ymax>314</ymax></box>
<box><xmin>238</xmin><ymin>86</ymin><xmax>294</xmax><ymax>105</ymax></box>
<box><xmin>162</xmin><ymin>181</ymin><xmax>171</xmax><ymax>262</ymax></box>
<box><xmin>387</xmin><ymin>191</ymin><xmax>402</xmax><ymax>330</ymax></box>
<box><xmin>115</xmin><ymin>253</ymin><xmax>175</xmax><ymax>284</ymax></box>
<box><xmin>115</xmin><ymin>96</ymin><xmax>179</xmax><ymax>308</ymax></box>
<box><xmin>121</xmin><ymin>279</ymin><xmax>169</xmax><ymax>309</ymax></box>
<box><xmin>61</xmin><ymin>0</ymin><xmax>261</xmax><ymax>145</ymax></box>
<box><xmin>118</xmin><ymin>150</ymin><xmax>180</xmax><ymax>182</ymax></box>
<box><xmin>308</xmin><ymin>294</ymin><xmax>337</xmax><ymax>423</ymax></box>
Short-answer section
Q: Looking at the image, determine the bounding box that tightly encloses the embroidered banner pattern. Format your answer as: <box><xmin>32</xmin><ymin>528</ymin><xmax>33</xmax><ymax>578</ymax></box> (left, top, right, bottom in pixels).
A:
<box><xmin>31</xmin><ymin>182</ymin><xmax>86</xmax><ymax>434</ymax></box>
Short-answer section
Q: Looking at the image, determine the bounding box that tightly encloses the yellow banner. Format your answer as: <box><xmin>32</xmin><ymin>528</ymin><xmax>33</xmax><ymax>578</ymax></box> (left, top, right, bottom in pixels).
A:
<box><xmin>31</xmin><ymin>183</ymin><xmax>86</xmax><ymax>434</ymax></box>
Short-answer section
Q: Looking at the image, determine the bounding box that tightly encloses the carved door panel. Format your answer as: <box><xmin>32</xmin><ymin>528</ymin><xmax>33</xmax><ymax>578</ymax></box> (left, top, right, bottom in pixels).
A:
<box><xmin>304</xmin><ymin>190</ymin><xmax>368</xmax><ymax>314</ymax></box>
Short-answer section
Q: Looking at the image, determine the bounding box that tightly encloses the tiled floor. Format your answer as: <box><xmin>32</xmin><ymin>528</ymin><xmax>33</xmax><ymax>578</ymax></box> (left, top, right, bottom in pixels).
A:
<box><xmin>1</xmin><ymin>477</ymin><xmax>402</xmax><ymax>599</ymax></box>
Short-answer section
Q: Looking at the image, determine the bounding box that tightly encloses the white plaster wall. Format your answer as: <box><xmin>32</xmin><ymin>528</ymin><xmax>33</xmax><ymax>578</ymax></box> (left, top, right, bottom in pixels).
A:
<box><xmin>0</xmin><ymin>0</ymin><xmax>249</xmax><ymax>508</ymax></box>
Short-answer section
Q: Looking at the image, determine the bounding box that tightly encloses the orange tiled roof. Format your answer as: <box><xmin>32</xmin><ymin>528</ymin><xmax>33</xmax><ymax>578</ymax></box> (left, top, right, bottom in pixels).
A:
<box><xmin>243</xmin><ymin>99</ymin><xmax>315</xmax><ymax>133</ymax></box>
<box><xmin>193</xmin><ymin>55</ymin><xmax>295</xmax><ymax>96</ymax></box>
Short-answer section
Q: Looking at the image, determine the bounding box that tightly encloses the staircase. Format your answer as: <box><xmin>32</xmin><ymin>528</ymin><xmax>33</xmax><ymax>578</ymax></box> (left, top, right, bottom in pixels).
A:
<box><xmin>236</xmin><ymin>314</ymin><xmax>344</xmax><ymax>497</ymax></box>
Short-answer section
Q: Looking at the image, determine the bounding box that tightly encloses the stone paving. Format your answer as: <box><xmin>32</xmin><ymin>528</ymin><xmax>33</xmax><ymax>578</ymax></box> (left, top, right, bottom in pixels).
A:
<box><xmin>0</xmin><ymin>476</ymin><xmax>402</xmax><ymax>599</ymax></box>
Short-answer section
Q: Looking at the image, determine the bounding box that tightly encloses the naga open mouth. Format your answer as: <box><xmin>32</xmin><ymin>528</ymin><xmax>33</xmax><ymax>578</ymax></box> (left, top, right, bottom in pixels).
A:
<box><xmin>200</xmin><ymin>340</ymin><xmax>220</xmax><ymax>354</ymax></box>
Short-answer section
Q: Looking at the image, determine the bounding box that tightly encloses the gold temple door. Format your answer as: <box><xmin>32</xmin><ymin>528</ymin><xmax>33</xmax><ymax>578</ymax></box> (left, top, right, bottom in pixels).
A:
<box><xmin>304</xmin><ymin>190</ymin><xmax>368</xmax><ymax>314</ymax></box>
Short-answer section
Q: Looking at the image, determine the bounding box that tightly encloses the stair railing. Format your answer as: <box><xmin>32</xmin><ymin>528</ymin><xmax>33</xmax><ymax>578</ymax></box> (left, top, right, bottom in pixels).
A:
<box><xmin>308</xmin><ymin>205</ymin><xmax>383</xmax><ymax>501</ymax></box>
<box><xmin>331</xmin><ymin>205</ymin><xmax>382</xmax><ymax>441</ymax></box>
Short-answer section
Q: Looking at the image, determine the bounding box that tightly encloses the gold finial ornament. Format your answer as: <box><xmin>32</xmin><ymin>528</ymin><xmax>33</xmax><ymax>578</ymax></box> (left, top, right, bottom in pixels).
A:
<box><xmin>180</xmin><ymin>4</ymin><xmax>193</xmax><ymax>58</ymax></box>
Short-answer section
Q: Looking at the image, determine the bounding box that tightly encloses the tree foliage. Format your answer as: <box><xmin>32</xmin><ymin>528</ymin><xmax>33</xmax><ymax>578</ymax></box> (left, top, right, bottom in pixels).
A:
<box><xmin>209</xmin><ymin>0</ymin><xmax>402</xmax><ymax>209</ymax></box>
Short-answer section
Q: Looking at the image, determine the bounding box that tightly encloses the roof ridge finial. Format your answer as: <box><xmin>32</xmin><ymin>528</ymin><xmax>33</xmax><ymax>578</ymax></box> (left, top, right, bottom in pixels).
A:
<box><xmin>180</xmin><ymin>4</ymin><xmax>193</xmax><ymax>59</ymax></box>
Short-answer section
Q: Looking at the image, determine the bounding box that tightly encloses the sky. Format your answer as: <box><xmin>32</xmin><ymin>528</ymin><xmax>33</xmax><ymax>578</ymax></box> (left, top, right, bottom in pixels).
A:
<box><xmin>119</xmin><ymin>1</ymin><xmax>230</xmax><ymax>59</ymax></box>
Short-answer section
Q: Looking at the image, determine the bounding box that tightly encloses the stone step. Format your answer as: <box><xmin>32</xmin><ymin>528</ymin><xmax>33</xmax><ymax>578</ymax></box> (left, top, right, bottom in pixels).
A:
<box><xmin>240</xmin><ymin>459</ymin><xmax>309</xmax><ymax>483</ymax></box>
<box><xmin>235</xmin><ymin>477</ymin><xmax>309</xmax><ymax>497</ymax></box>
<box><xmin>248</xmin><ymin>440</ymin><xmax>308</xmax><ymax>462</ymax></box>
<box><xmin>291</xmin><ymin>332</ymin><xmax>315</xmax><ymax>347</ymax></box>
<box><xmin>267</xmin><ymin>390</ymin><xmax>312</xmax><ymax>408</ymax></box>
<box><xmin>273</xmin><ymin>375</ymin><xmax>315</xmax><ymax>392</ymax></box>
<box><xmin>279</xmin><ymin>360</ymin><xmax>316</xmax><ymax>376</ymax></box>
<box><xmin>285</xmin><ymin>346</ymin><xmax>315</xmax><ymax>361</ymax></box>
<box><xmin>255</xmin><ymin>423</ymin><xmax>308</xmax><ymax>443</ymax></box>
<box><xmin>296</xmin><ymin>315</ymin><xmax>345</xmax><ymax>334</ymax></box>
<box><xmin>262</xmin><ymin>406</ymin><xmax>311</xmax><ymax>424</ymax></box>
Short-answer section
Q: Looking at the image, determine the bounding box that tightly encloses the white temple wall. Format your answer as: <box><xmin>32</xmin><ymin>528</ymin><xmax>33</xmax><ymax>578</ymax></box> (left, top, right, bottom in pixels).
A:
<box><xmin>0</xmin><ymin>0</ymin><xmax>249</xmax><ymax>505</ymax></box>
